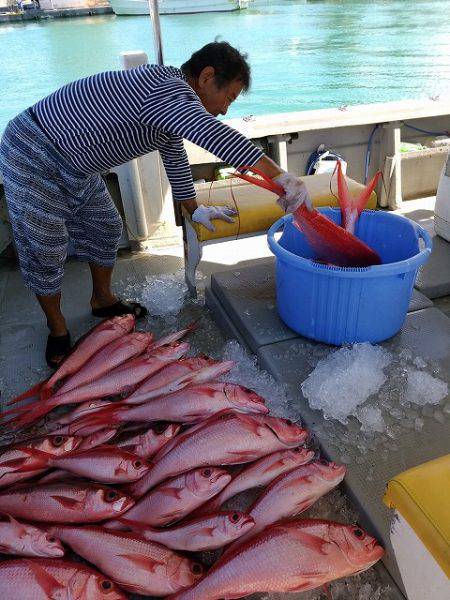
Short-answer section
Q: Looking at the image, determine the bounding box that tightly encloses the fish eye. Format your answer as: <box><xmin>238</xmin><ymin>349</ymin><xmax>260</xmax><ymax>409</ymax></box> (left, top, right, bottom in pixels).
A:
<box><xmin>133</xmin><ymin>460</ymin><xmax>142</xmax><ymax>469</ymax></box>
<box><xmin>192</xmin><ymin>563</ymin><xmax>203</xmax><ymax>575</ymax></box>
<box><xmin>101</xmin><ymin>580</ymin><xmax>113</xmax><ymax>590</ymax></box>
<box><xmin>293</xmin><ymin>447</ymin><xmax>301</xmax><ymax>452</ymax></box>
<box><xmin>52</xmin><ymin>436</ymin><xmax>65</xmax><ymax>447</ymax></box>
<box><xmin>105</xmin><ymin>490</ymin><xmax>119</xmax><ymax>502</ymax></box>
<box><xmin>47</xmin><ymin>536</ymin><xmax>57</xmax><ymax>543</ymax></box>
<box><xmin>354</xmin><ymin>528</ymin><xmax>364</xmax><ymax>538</ymax></box>
<box><xmin>202</xmin><ymin>468</ymin><xmax>212</xmax><ymax>477</ymax></box>
<box><xmin>285</xmin><ymin>419</ymin><xmax>293</xmax><ymax>426</ymax></box>
<box><xmin>231</xmin><ymin>513</ymin><xmax>240</xmax><ymax>522</ymax></box>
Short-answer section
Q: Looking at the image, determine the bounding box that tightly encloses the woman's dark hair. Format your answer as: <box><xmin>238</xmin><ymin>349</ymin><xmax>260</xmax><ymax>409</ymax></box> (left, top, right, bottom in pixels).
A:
<box><xmin>181</xmin><ymin>41</ymin><xmax>251</xmax><ymax>92</ymax></box>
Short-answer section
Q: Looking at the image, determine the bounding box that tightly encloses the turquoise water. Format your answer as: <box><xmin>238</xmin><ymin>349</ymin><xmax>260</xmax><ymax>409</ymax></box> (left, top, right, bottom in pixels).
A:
<box><xmin>1</xmin><ymin>0</ymin><xmax>450</xmax><ymax>134</ymax></box>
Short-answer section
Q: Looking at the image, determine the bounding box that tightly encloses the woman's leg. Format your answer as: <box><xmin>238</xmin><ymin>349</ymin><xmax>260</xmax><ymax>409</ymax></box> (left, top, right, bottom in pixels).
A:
<box><xmin>67</xmin><ymin>175</ymin><xmax>122</xmax><ymax>310</ymax></box>
<box><xmin>68</xmin><ymin>176</ymin><xmax>147</xmax><ymax>318</ymax></box>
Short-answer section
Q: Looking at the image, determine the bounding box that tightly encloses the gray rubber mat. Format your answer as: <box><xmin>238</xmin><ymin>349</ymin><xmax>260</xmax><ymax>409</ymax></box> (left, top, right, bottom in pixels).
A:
<box><xmin>207</xmin><ymin>271</ymin><xmax>450</xmax><ymax>594</ymax></box>
<box><xmin>210</xmin><ymin>263</ymin><xmax>434</xmax><ymax>354</ymax></box>
<box><xmin>255</xmin><ymin>309</ymin><xmax>449</xmax><ymax>589</ymax></box>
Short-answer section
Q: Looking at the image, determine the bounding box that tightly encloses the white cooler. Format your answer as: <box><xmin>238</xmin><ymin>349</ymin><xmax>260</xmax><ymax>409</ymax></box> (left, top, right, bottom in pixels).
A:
<box><xmin>383</xmin><ymin>455</ymin><xmax>450</xmax><ymax>600</ymax></box>
<box><xmin>434</xmin><ymin>156</ymin><xmax>450</xmax><ymax>242</ymax></box>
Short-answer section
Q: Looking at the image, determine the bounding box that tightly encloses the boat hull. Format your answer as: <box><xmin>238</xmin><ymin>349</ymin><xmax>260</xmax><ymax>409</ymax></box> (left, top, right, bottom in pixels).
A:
<box><xmin>109</xmin><ymin>0</ymin><xmax>248</xmax><ymax>15</ymax></box>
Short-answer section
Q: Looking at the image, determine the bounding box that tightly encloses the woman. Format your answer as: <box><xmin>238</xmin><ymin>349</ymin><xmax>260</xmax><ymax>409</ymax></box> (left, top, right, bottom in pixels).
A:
<box><xmin>0</xmin><ymin>41</ymin><xmax>310</xmax><ymax>367</ymax></box>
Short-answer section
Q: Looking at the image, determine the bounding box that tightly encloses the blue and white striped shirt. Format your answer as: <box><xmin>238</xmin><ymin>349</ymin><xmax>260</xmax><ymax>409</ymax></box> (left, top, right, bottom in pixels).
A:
<box><xmin>32</xmin><ymin>65</ymin><xmax>263</xmax><ymax>201</ymax></box>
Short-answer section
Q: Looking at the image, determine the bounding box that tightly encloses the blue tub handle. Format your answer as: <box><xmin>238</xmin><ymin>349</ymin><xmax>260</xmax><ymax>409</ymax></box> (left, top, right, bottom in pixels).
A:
<box><xmin>411</xmin><ymin>220</ymin><xmax>433</xmax><ymax>251</ymax></box>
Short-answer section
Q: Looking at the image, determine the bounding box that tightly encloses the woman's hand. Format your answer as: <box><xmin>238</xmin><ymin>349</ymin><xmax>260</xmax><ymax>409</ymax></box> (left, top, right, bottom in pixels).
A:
<box><xmin>192</xmin><ymin>205</ymin><xmax>238</xmax><ymax>232</ymax></box>
<box><xmin>273</xmin><ymin>172</ymin><xmax>312</xmax><ymax>213</ymax></box>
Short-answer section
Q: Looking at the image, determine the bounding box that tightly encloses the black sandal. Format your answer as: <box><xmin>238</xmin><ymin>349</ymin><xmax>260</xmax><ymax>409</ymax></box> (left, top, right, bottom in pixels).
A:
<box><xmin>46</xmin><ymin>332</ymin><xmax>71</xmax><ymax>369</ymax></box>
<box><xmin>91</xmin><ymin>300</ymin><xmax>148</xmax><ymax>320</ymax></box>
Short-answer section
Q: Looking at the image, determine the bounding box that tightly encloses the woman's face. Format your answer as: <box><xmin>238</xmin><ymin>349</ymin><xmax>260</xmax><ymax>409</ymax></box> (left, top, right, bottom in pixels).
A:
<box><xmin>191</xmin><ymin>67</ymin><xmax>244</xmax><ymax>117</ymax></box>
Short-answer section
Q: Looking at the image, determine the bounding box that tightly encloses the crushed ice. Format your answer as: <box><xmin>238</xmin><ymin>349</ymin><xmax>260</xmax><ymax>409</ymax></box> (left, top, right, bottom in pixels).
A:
<box><xmin>139</xmin><ymin>271</ymin><xmax>188</xmax><ymax>317</ymax></box>
<box><xmin>301</xmin><ymin>344</ymin><xmax>392</xmax><ymax>423</ymax></box>
<box><xmin>406</xmin><ymin>368</ymin><xmax>448</xmax><ymax>406</ymax></box>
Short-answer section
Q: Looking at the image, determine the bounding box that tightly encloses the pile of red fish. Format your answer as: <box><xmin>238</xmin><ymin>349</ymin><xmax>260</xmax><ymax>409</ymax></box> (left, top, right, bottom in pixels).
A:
<box><xmin>0</xmin><ymin>315</ymin><xmax>384</xmax><ymax>599</ymax></box>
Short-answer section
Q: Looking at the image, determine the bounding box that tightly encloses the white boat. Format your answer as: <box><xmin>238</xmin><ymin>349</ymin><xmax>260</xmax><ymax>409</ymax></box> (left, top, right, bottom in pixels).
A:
<box><xmin>109</xmin><ymin>0</ymin><xmax>248</xmax><ymax>16</ymax></box>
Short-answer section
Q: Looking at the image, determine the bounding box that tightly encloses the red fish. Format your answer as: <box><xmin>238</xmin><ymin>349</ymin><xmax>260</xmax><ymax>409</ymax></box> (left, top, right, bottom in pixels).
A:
<box><xmin>0</xmin><ymin>435</ymin><xmax>82</xmax><ymax>489</ymax></box>
<box><xmin>115</xmin><ymin>423</ymin><xmax>181</xmax><ymax>459</ymax></box>
<box><xmin>122</xmin><ymin>359</ymin><xmax>235</xmax><ymax>405</ymax></box>
<box><xmin>7</xmin><ymin>315</ymin><xmax>136</xmax><ymax>406</ymax></box>
<box><xmin>128</xmin><ymin>410</ymin><xmax>308</xmax><ymax>498</ymax></box>
<box><xmin>0</xmin><ymin>558</ymin><xmax>126</xmax><ymax>599</ymax></box>
<box><xmin>77</xmin><ymin>428</ymin><xmax>118</xmax><ymax>450</ymax></box>
<box><xmin>169</xmin><ymin>520</ymin><xmax>384</xmax><ymax>599</ymax></box>
<box><xmin>17</xmin><ymin>446</ymin><xmax>151</xmax><ymax>484</ymax></box>
<box><xmin>197</xmin><ymin>446</ymin><xmax>315</xmax><ymax>516</ymax></box>
<box><xmin>124</xmin><ymin>511</ymin><xmax>255</xmax><ymax>552</ymax></box>
<box><xmin>0</xmin><ymin>514</ymin><xmax>64</xmax><ymax>557</ymax></box>
<box><xmin>124</xmin><ymin>356</ymin><xmax>218</xmax><ymax>398</ymax></box>
<box><xmin>3</xmin><ymin>342</ymin><xmax>189</xmax><ymax>428</ymax></box>
<box><xmin>115</xmin><ymin>467</ymin><xmax>231</xmax><ymax>528</ymax></box>
<box><xmin>0</xmin><ymin>482</ymin><xmax>134</xmax><ymax>523</ymax></box>
<box><xmin>225</xmin><ymin>460</ymin><xmax>347</xmax><ymax>553</ymax></box>
<box><xmin>147</xmin><ymin>322</ymin><xmax>197</xmax><ymax>350</ymax></box>
<box><xmin>52</xmin><ymin>331</ymin><xmax>154</xmax><ymax>397</ymax></box>
<box><xmin>48</xmin><ymin>525</ymin><xmax>203</xmax><ymax>597</ymax></box>
<box><xmin>70</xmin><ymin>382</ymin><xmax>269</xmax><ymax>433</ymax></box>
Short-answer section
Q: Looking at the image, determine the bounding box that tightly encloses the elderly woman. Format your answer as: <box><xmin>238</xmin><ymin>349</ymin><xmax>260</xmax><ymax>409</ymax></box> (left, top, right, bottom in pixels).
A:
<box><xmin>0</xmin><ymin>41</ymin><xmax>310</xmax><ymax>367</ymax></box>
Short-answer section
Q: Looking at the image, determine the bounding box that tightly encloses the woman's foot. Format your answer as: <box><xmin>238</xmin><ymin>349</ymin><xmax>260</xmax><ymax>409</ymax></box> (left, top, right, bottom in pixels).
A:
<box><xmin>46</xmin><ymin>332</ymin><xmax>71</xmax><ymax>369</ymax></box>
<box><xmin>91</xmin><ymin>299</ymin><xmax>148</xmax><ymax>319</ymax></box>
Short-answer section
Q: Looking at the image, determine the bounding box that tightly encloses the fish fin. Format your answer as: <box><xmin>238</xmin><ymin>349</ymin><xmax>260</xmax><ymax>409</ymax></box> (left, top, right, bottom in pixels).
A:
<box><xmin>288</xmin><ymin>528</ymin><xmax>331</xmax><ymax>555</ymax></box>
<box><xmin>116</xmin><ymin>517</ymin><xmax>147</xmax><ymax>532</ymax></box>
<box><xmin>322</xmin><ymin>583</ymin><xmax>333</xmax><ymax>600</ymax></box>
<box><xmin>199</xmin><ymin>527</ymin><xmax>216</xmax><ymax>538</ymax></box>
<box><xmin>160</xmin><ymin>509</ymin><xmax>184</xmax><ymax>521</ymax></box>
<box><xmin>50</xmin><ymin>495</ymin><xmax>84</xmax><ymax>510</ymax></box>
<box><xmin>285</xmin><ymin>578</ymin><xmax>326</xmax><ymax>593</ymax></box>
<box><xmin>6</xmin><ymin>380</ymin><xmax>46</xmax><ymax>406</ymax></box>
<box><xmin>226</xmin><ymin>449</ymin><xmax>261</xmax><ymax>461</ymax></box>
<box><xmin>2</xmin><ymin>513</ymin><xmax>28</xmax><ymax>537</ymax></box>
<box><xmin>24</xmin><ymin>559</ymin><xmax>65</xmax><ymax>597</ymax></box>
<box><xmin>293</xmin><ymin>498</ymin><xmax>315</xmax><ymax>514</ymax></box>
<box><xmin>118</xmin><ymin>553</ymin><xmax>164</xmax><ymax>573</ymax></box>
<box><xmin>161</xmin><ymin>485</ymin><xmax>183</xmax><ymax>500</ymax></box>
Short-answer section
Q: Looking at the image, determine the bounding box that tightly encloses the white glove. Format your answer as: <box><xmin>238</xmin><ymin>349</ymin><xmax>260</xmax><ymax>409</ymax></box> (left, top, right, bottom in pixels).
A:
<box><xmin>273</xmin><ymin>172</ymin><xmax>312</xmax><ymax>213</ymax></box>
<box><xmin>192</xmin><ymin>205</ymin><xmax>238</xmax><ymax>232</ymax></box>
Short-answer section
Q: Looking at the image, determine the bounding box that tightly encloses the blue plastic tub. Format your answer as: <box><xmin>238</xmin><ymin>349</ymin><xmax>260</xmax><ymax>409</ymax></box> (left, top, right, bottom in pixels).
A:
<box><xmin>267</xmin><ymin>208</ymin><xmax>432</xmax><ymax>345</ymax></box>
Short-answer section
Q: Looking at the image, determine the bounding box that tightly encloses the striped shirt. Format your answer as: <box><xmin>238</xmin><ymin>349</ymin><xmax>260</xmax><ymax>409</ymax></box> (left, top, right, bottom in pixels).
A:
<box><xmin>31</xmin><ymin>65</ymin><xmax>263</xmax><ymax>201</ymax></box>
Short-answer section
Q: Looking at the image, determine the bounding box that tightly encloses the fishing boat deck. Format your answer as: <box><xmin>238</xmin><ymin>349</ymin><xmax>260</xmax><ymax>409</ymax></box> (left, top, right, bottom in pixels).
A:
<box><xmin>0</xmin><ymin>196</ymin><xmax>449</xmax><ymax>599</ymax></box>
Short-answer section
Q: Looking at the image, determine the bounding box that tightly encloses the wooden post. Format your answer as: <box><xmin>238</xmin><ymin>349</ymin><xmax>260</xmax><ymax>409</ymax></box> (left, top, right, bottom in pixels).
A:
<box><xmin>378</xmin><ymin>122</ymin><xmax>402</xmax><ymax>209</ymax></box>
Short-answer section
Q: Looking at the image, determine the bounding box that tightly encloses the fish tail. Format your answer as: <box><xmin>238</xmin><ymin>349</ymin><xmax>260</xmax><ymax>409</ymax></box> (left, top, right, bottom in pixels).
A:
<box><xmin>0</xmin><ymin>397</ymin><xmax>43</xmax><ymax>419</ymax></box>
<box><xmin>353</xmin><ymin>171</ymin><xmax>381</xmax><ymax>216</ymax></box>
<box><xmin>6</xmin><ymin>380</ymin><xmax>46</xmax><ymax>405</ymax></box>
<box><xmin>71</xmin><ymin>405</ymin><xmax>121</xmax><ymax>432</ymax></box>
<box><xmin>2</xmin><ymin>447</ymin><xmax>53</xmax><ymax>471</ymax></box>
<box><xmin>335</xmin><ymin>160</ymin><xmax>354</xmax><ymax>230</ymax></box>
<box><xmin>1</xmin><ymin>400</ymin><xmax>55</xmax><ymax>429</ymax></box>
